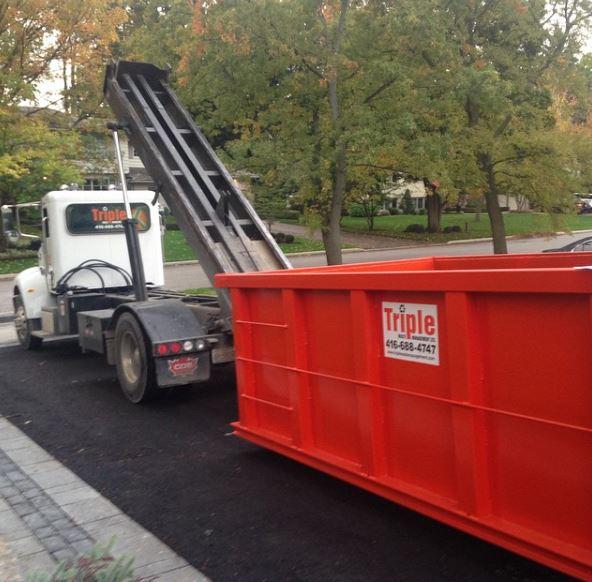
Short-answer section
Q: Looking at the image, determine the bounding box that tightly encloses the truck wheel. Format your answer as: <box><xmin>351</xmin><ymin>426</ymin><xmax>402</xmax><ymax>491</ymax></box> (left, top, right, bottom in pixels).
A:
<box><xmin>114</xmin><ymin>313</ymin><xmax>156</xmax><ymax>403</ymax></box>
<box><xmin>13</xmin><ymin>296</ymin><xmax>42</xmax><ymax>350</ymax></box>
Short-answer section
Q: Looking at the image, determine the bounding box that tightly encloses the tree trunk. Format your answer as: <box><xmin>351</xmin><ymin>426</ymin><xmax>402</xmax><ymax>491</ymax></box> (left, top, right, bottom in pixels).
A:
<box><xmin>321</xmin><ymin>0</ymin><xmax>349</xmax><ymax>266</ymax></box>
<box><xmin>322</xmin><ymin>227</ymin><xmax>342</xmax><ymax>265</ymax></box>
<box><xmin>323</xmin><ymin>144</ymin><xmax>347</xmax><ymax>265</ymax></box>
<box><xmin>426</xmin><ymin>192</ymin><xmax>443</xmax><ymax>233</ymax></box>
<box><xmin>481</xmin><ymin>155</ymin><xmax>508</xmax><ymax>254</ymax></box>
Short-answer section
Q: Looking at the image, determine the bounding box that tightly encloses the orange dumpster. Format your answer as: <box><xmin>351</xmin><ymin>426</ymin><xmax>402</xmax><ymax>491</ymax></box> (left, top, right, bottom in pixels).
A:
<box><xmin>216</xmin><ymin>252</ymin><xmax>592</xmax><ymax>580</ymax></box>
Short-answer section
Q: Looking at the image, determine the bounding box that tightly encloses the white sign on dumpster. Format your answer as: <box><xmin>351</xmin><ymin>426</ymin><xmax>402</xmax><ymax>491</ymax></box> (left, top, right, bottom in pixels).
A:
<box><xmin>382</xmin><ymin>302</ymin><xmax>439</xmax><ymax>366</ymax></box>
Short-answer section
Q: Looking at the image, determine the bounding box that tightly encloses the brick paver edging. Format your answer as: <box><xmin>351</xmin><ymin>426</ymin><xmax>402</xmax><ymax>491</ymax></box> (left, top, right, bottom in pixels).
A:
<box><xmin>0</xmin><ymin>447</ymin><xmax>94</xmax><ymax>562</ymax></box>
<box><xmin>0</xmin><ymin>416</ymin><xmax>208</xmax><ymax>581</ymax></box>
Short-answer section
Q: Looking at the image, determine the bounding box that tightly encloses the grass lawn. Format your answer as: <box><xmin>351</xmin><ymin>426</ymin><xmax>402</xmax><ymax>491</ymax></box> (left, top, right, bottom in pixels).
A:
<box><xmin>164</xmin><ymin>229</ymin><xmax>326</xmax><ymax>261</ymax></box>
<box><xmin>0</xmin><ymin>256</ymin><xmax>37</xmax><ymax>275</ymax></box>
<box><xmin>341</xmin><ymin>212</ymin><xmax>592</xmax><ymax>242</ymax></box>
<box><xmin>182</xmin><ymin>287</ymin><xmax>217</xmax><ymax>296</ymax></box>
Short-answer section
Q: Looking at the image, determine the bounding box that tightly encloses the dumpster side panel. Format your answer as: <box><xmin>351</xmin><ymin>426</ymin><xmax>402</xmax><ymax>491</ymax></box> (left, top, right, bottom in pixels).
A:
<box><xmin>490</xmin><ymin>415</ymin><xmax>592</xmax><ymax>552</ymax></box>
<box><xmin>223</xmin><ymin>259</ymin><xmax>592</xmax><ymax>580</ymax></box>
<box><xmin>477</xmin><ymin>293</ymin><xmax>592</xmax><ymax>426</ymax></box>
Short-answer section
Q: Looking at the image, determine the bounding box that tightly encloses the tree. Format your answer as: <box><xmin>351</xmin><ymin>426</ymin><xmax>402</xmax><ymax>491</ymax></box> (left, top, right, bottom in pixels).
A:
<box><xmin>177</xmin><ymin>0</ymin><xmax>438</xmax><ymax>264</ymax></box>
<box><xmin>123</xmin><ymin>0</ymin><xmax>592</xmax><ymax>259</ymax></box>
<box><xmin>424</xmin><ymin>180</ymin><xmax>444</xmax><ymax>233</ymax></box>
<box><xmin>0</xmin><ymin>110</ymin><xmax>80</xmax><ymax>249</ymax></box>
<box><xmin>0</xmin><ymin>0</ymin><xmax>122</xmax><ymax>250</ymax></box>
<box><xmin>348</xmin><ymin>172</ymin><xmax>386</xmax><ymax>231</ymax></box>
<box><xmin>438</xmin><ymin>0</ymin><xmax>592</xmax><ymax>253</ymax></box>
<box><xmin>119</xmin><ymin>0</ymin><xmax>194</xmax><ymax>70</ymax></box>
<box><xmin>0</xmin><ymin>0</ymin><xmax>127</xmax><ymax>115</ymax></box>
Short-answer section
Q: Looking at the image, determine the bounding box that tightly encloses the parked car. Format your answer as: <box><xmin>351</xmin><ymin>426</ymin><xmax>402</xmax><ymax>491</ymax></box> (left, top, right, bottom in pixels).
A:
<box><xmin>542</xmin><ymin>236</ymin><xmax>592</xmax><ymax>252</ymax></box>
<box><xmin>575</xmin><ymin>195</ymin><xmax>592</xmax><ymax>214</ymax></box>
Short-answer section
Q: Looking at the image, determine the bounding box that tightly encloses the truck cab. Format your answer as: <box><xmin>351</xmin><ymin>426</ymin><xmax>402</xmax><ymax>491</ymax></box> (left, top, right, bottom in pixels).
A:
<box><xmin>13</xmin><ymin>189</ymin><xmax>163</xmax><ymax>336</ymax></box>
<box><xmin>37</xmin><ymin>189</ymin><xmax>164</xmax><ymax>293</ymax></box>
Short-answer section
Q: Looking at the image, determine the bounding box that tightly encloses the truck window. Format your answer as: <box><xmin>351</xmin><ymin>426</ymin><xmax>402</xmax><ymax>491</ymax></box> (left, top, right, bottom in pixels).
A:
<box><xmin>42</xmin><ymin>207</ymin><xmax>49</xmax><ymax>238</ymax></box>
<box><xmin>66</xmin><ymin>203</ymin><xmax>151</xmax><ymax>234</ymax></box>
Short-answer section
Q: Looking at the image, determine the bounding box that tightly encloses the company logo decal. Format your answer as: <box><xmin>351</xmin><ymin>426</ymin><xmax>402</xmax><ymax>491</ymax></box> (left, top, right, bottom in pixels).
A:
<box><xmin>167</xmin><ymin>355</ymin><xmax>199</xmax><ymax>376</ymax></box>
<box><xmin>382</xmin><ymin>302</ymin><xmax>439</xmax><ymax>365</ymax></box>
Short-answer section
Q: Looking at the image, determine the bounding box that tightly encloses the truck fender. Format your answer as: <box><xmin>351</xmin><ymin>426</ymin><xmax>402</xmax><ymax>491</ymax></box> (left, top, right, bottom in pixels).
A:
<box><xmin>13</xmin><ymin>267</ymin><xmax>53</xmax><ymax>321</ymax></box>
<box><xmin>107</xmin><ymin>299</ymin><xmax>211</xmax><ymax>367</ymax></box>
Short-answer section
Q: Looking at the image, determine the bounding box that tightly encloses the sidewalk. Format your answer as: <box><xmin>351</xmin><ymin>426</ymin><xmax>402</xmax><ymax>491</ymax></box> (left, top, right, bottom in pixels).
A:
<box><xmin>0</xmin><ymin>417</ymin><xmax>208</xmax><ymax>581</ymax></box>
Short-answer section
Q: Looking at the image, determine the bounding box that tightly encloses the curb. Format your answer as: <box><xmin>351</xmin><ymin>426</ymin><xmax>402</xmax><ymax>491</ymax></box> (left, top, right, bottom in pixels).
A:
<box><xmin>445</xmin><ymin>229</ymin><xmax>592</xmax><ymax>245</ymax></box>
<box><xmin>0</xmin><ymin>313</ymin><xmax>12</xmax><ymax>323</ymax></box>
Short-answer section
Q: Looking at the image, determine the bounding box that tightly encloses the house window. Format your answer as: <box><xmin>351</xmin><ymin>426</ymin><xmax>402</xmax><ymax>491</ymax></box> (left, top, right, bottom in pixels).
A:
<box><xmin>416</xmin><ymin>197</ymin><xmax>425</xmax><ymax>210</ymax></box>
<box><xmin>84</xmin><ymin>177</ymin><xmax>112</xmax><ymax>191</ymax></box>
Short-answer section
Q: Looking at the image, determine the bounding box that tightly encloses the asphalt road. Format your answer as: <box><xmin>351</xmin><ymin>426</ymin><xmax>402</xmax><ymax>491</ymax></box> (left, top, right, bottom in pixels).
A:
<box><xmin>1</xmin><ymin>230</ymin><xmax>590</xmax><ymax>316</ymax></box>
<box><xmin>0</xmin><ymin>342</ymin><xmax>569</xmax><ymax>582</ymax></box>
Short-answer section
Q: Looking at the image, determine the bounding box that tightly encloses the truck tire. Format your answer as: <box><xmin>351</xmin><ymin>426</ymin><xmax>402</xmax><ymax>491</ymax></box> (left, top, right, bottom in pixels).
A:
<box><xmin>13</xmin><ymin>296</ymin><xmax>42</xmax><ymax>350</ymax></box>
<box><xmin>114</xmin><ymin>313</ymin><xmax>156</xmax><ymax>403</ymax></box>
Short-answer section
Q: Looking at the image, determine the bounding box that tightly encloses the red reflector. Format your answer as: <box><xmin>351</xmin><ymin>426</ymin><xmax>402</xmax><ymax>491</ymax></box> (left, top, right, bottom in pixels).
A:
<box><xmin>170</xmin><ymin>342</ymin><xmax>182</xmax><ymax>354</ymax></box>
<box><xmin>157</xmin><ymin>343</ymin><xmax>169</xmax><ymax>356</ymax></box>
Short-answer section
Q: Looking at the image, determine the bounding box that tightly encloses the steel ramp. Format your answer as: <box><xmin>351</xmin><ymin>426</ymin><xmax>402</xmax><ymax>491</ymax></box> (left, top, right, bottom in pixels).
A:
<box><xmin>104</xmin><ymin>61</ymin><xmax>291</xmax><ymax>318</ymax></box>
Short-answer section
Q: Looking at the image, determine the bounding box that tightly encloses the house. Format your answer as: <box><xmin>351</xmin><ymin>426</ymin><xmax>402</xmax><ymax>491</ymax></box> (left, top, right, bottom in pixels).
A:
<box><xmin>383</xmin><ymin>176</ymin><xmax>530</xmax><ymax>212</ymax></box>
<box><xmin>17</xmin><ymin>107</ymin><xmax>154</xmax><ymax>192</ymax></box>
<box><xmin>383</xmin><ymin>178</ymin><xmax>427</xmax><ymax>211</ymax></box>
<box><xmin>78</xmin><ymin>129</ymin><xmax>154</xmax><ymax>191</ymax></box>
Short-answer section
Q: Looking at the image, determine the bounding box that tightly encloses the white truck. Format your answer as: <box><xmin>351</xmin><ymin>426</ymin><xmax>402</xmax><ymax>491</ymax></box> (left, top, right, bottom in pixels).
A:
<box><xmin>11</xmin><ymin>60</ymin><xmax>290</xmax><ymax>403</ymax></box>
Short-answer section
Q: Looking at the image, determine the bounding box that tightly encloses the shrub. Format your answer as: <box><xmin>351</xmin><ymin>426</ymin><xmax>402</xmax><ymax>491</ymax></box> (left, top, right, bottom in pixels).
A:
<box><xmin>347</xmin><ymin>203</ymin><xmax>367</xmax><ymax>218</ymax></box>
<box><xmin>389</xmin><ymin>208</ymin><xmax>401</xmax><ymax>215</ymax></box>
<box><xmin>283</xmin><ymin>234</ymin><xmax>295</xmax><ymax>243</ymax></box>
<box><xmin>272</xmin><ymin>232</ymin><xmax>286</xmax><ymax>243</ymax></box>
<box><xmin>377</xmin><ymin>208</ymin><xmax>390</xmax><ymax>216</ymax></box>
<box><xmin>443</xmin><ymin>225</ymin><xmax>462</xmax><ymax>233</ymax></box>
<box><xmin>275</xmin><ymin>209</ymin><xmax>301</xmax><ymax>220</ymax></box>
<box><xmin>418</xmin><ymin>208</ymin><xmax>426</xmax><ymax>215</ymax></box>
<box><xmin>0</xmin><ymin>249</ymin><xmax>37</xmax><ymax>260</ymax></box>
<box><xmin>404</xmin><ymin>223</ymin><xmax>425</xmax><ymax>233</ymax></box>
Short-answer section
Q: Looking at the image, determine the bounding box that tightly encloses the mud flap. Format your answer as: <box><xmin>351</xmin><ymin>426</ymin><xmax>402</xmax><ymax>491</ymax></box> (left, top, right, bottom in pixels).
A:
<box><xmin>155</xmin><ymin>351</ymin><xmax>211</xmax><ymax>387</ymax></box>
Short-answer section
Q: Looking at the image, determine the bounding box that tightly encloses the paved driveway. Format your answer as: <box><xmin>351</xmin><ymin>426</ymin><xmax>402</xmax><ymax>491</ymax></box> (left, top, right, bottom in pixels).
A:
<box><xmin>0</xmin><ymin>343</ymin><xmax>566</xmax><ymax>581</ymax></box>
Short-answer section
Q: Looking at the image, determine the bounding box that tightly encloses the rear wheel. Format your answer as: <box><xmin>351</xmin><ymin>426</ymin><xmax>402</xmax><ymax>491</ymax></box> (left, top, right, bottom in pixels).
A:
<box><xmin>14</xmin><ymin>295</ymin><xmax>42</xmax><ymax>350</ymax></box>
<box><xmin>114</xmin><ymin>313</ymin><xmax>156</xmax><ymax>403</ymax></box>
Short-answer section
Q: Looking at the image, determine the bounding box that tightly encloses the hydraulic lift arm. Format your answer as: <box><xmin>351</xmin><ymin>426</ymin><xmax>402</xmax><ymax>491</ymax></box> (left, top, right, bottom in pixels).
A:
<box><xmin>103</xmin><ymin>61</ymin><xmax>291</xmax><ymax>318</ymax></box>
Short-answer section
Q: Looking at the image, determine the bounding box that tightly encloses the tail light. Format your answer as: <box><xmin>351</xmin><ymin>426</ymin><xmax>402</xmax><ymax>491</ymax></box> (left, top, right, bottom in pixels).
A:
<box><xmin>154</xmin><ymin>339</ymin><xmax>208</xmax><ymax>356</ymax></box>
